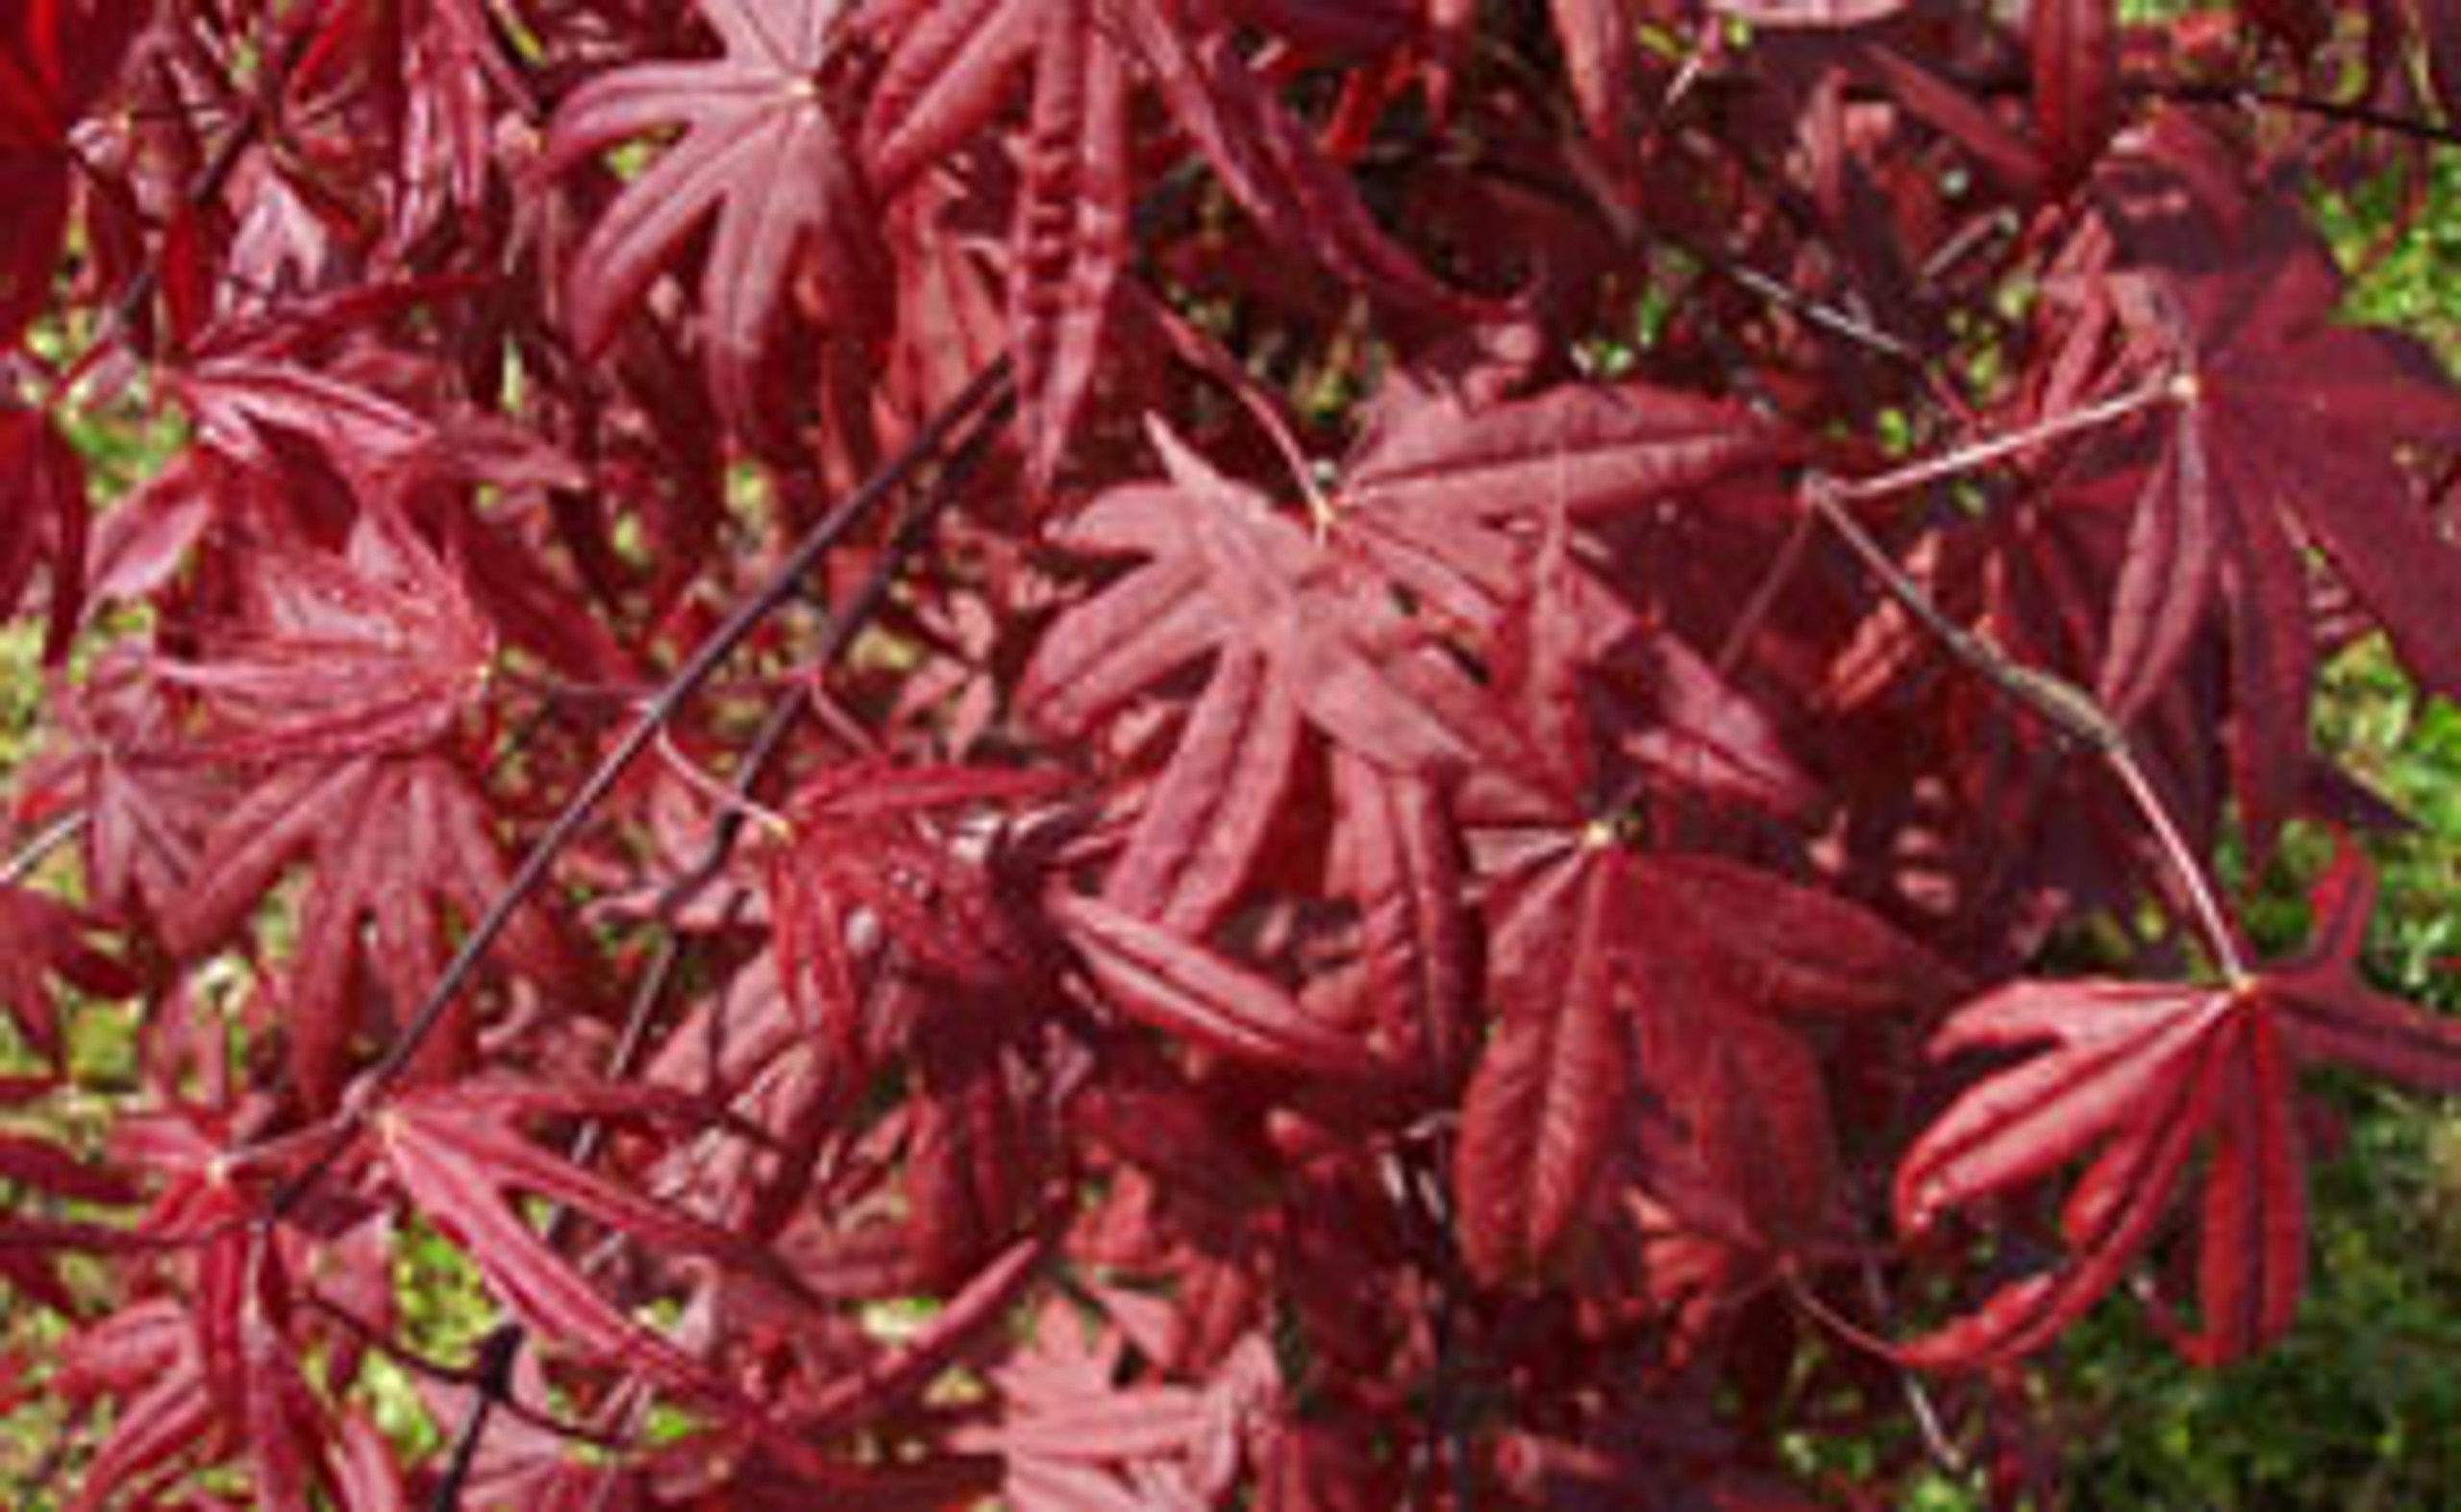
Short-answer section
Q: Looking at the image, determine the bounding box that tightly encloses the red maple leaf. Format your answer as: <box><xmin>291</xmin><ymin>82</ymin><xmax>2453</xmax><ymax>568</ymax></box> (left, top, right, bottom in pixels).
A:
<box><xmin>762</xmin><ymin>759</ymin><xmax>1055</xmax><ymax>1062</ymax></box>
<box><xmin>0</xmin><ymin>0</ymin><xmax>145</xmax><ymax>351</ymax></box>
<box><xmin>2102</xmin><ymin>196</ymin><xmax>2461</xmax><ymax>840</ymax></box>
<box><xmin>862</xmin><ymin>0</ymin><xmax>1472</xmax><ymax>486</ymax></box>
<box><xmin>153</xmin><ymin>506</ymin><xmax>495</xmax><ymax>764</ymax></box>
<box><xmin>371</xmin><ymin>1078</ymin><xmax>779</xmax><ymax>1399</ymax></box>
<box><xmin>1023</xmin><ymin>419</ymin><xmax>1546</xmax><ymax>939</ymax></box>
<box><xmin>162</xmin><ymin>755</ymin><xmax>577</xmax><ymax>1111</ymax></box>
<box><xmin>1457</xmin><ymin>842</ymin><xmax>1955</xmax><ymax>1282</ymax></box>
<box><xmin>1896</xmin><ymin>843</ymin><xmax>2461</xmax><ymax>1367</ymax></box>
<box><xmin>0</xmin><ymin>882</ymin><xmax>136</xmax><ymax>1065</ymax></box>
<box><xmin>546</xmin><ymin>0</ymin><xmax>885</xmax><ymax>435</ymax></box>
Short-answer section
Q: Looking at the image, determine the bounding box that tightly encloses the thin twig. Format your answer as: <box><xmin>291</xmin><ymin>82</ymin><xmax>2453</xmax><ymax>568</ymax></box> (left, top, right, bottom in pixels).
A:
<box><xmin>422</xmin><ymin>381</ymin><xmax>1017</xmax><ymax>1511</ymax></box>
<box><xmin>0</xmin><ymin>810</ymin><xmax>87</xmax><ymax>888</ymax></box>
<box><xmin>1826</xmin><ymin>376</ymin><xmax>2182</xmax><ymax>508</ymax></box>
<box><xmin>2150</xmin><ymin>80</ymin><xmax>2461</xmax><ymax>151</ymax></box>
<box><xmin>1802</xmin><ymin>474</ymin><xmax>2250</xmax><ymax>986</ymax></box>
<box><xmin>302</xmin><ymin>1295</ymin><xmax>629</xmax><ymax>1451</ymax></box>
<box><xmin>258</xmin><ymin>358</ymin><xmax>1012</xmax><ymax>1227</ymax></box>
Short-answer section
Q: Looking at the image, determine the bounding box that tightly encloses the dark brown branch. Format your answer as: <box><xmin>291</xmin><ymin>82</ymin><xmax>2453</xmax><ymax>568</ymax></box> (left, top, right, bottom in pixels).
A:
<box><xmin>421</xmin><ymin>375</ymin><xmax>1017</xmax><ymax>1512</ymax></box>
<box><xmin>259</xmin><ymin>358</ymin><xmax>1013</xmax><ymax>1231</ymax></box>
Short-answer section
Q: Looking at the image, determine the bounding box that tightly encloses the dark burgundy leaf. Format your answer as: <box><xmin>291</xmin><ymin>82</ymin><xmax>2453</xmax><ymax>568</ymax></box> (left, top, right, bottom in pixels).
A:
<box><xmin>152</xmin><ymin>507</ymin><xmax>494</xmax><ymax>762</ymax></box>
<box><xmin>376</xmin><ymin>1078</ymin><xmax>759</xmax><ymax>1397</ymax></box>
<box><xmin>1455</xmin><ymin>843</ymin><xmax>1629</xmax><ymax>1281</ymax></box>
<box><xmin>0</xmin><ymin>405</ymin><xmax>88</xmax><ymax>662</ymax></box>
<box><xmin>1054</xmin><ymin>891</ymin><xmax>1386</xmax><ymax>1078</ymax></box>
<box><xmin>546</xmin><ymin>0</ymin><xmax>885</xmax><ymax>434</ymax></box>
<box><xmin>0</xmin><ymin>883</ymin><xmax>137</xmax><ymax>1062</ymax></box>
<box><xmin>2030</xmin><ymin>0</ymin><xmax>2118</xmax><ymax>197</ymax></box>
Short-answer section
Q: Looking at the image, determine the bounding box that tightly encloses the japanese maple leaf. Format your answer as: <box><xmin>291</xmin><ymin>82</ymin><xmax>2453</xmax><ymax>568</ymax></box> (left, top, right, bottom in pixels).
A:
<box><xmin>2030</xmin><ymin>0</ymin><xmax>2118</xmax><ymax>197</ymax></box>
<box><xmin>1315</xmin><ymin>750</ymin><xmax>1476</xmax><ymax>1090</ymax></box>
<box><xmin>18</xmin><ymin>649</ymin><xmax>233</xmax><ymax>927</ymax></box>
<box><xmin>1330</xmin><ymin>373</ymin><xmax>1796</xmax><ymax>641</ymax></box>
<box><xmin>1896</xmin><ymin>843</ymin><xmax>2461</xmax><ymax>1368</ymax></box>
<box><xmin>153</xmin><ymin>507</ymin><xmax>494</xmax><ymax>764</ymax></box>
<box><xmin>161</xmin><ymin>755</ymin><xmax>577</xmax><ymax>1112</ymax></box>
<box><xmin>0</xmin><ymin>882</ymin><xmax>136</xmax><ymax>1064</ymax></box>
<box><xmin>2102</xmin><ymin>202</ymin><xmax>2461</xmax><ymax>840</ymax></box>
<box><xmin>372</xmin><ymin>1078</ymin><xmax>776</xmax><ymax>1399</ymax></box>
<box><xmin>0</xmin><ymin>1081</ymin><xmax>137</xmax><ymax>1311</ymax></box>
<box><xmin>762</xmin><ymin>759</ymin><xmax>1055</xmax><ymax>1062</ymax></box>
<box><xmin>862</xmin><ymin>0</ymin><xmax>1468</xmax><ymax>485</ymax></box>
<box><xmin>52</xmin><ymin>1234</ymin><xmax>391</xmax><ymax>1512</ymax></box>
<box><xmin>1022</xmin><ymin>419</ymin><xmax>1544</xmax><ymax>939</ymax></box>
<box><xmin>0</xmin><ymin>0</ymin><xmax>145</xmax><ymax>350</ymax></box>
<box><xmin>1054</xmin><ymin>891</ymin><xmax>1388</xmax><ymax>1081</ymax></box>
<box><xmin>0</xmin><ymin>405</ymin><xmax>88</xmax><ymax>662</ymax></box>
<box><xmin>1453</xmin><ymin>838</ymin><xmax>1635</xmax><ymax>1282</ymax></box>
<box><xmin>546</xmin><ymin>0</ymin><xmax>884</xmax><ymax>434</ymax></box>
<box><xmin>54</xmin><ymin>1298</ymin><xmax>220</xmax><ymax>1512</ymax></box>
<box><xmin>1456</xmin><ymin>844</ymin><xmax>1955</xmax><ymax>1282</ymax></box>
<box><xmin>952</xmin><ymin>1297</ymin><xmax>1278</xmax><ymax>1510</ymax></box>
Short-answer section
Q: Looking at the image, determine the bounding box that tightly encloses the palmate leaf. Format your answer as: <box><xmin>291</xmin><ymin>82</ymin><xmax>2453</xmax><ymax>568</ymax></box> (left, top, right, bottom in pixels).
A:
<box><xmin>862</xmin><ymin>0</ymin><xmax>1467</xmax><ymax>485</ymax></box>
<box><xmin>953</xmin><ymin>1299</ymin><xmax>1278</xmax><ymax>1510</ymax></box>
<box><xmin>1457</xmin><ymin>845</ymin><xmax>1952</xmax><ymax>1282</ymax></box>
<box><xmin>546</xmin><ymin>0</ymin><xmax>882</xmax><ymax>434</ymax></box>
<box><xmin>52</xmin><ymin>1226</ymin><xmax>397</xmax><ymax>1512</ymax></box>
<box><xmin>1334</xmin><ymin>375</ymin><xmax>1793</xmax><ymax>638</ymax></box>
<box><xmin>152</xmin><ymin>506</ymin><xmax>494</xmax><ymax>763</ymax></box>
<box><xmin>763</xmin><ymin>759</ymin><xmax>1053</xmax><ymax>1061</ymax></box>
<box><xmin>162</xmin><ymin>755</ymin><xmax>576</xmax><ymax>1112</ymax></box>
<box><xmin>1023</xmin><ymin>419</ymin><xmax>1545</xmax><ymax>937</ymax></box>
<box><xmin>1897</xmin><ymin>845</ymin><xmax>2461</xmax><ymax>1368</ymax></box>
<box><xmin>2105</xmin><ymin>198</ymin><xmax>2461</xmax><ymax>839</ymax></box>
<box><xmin>373</xmin><ymin>1078</ymin><xmax>770</xmax><ymax>1399</ymax></box>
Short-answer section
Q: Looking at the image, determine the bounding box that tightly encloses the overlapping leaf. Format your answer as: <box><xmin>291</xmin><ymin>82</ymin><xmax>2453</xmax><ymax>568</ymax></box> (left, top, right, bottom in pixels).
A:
<box><xmin>2106</xmin><ymin>203</ymin><xmax>2461</xmax><ymax>839</ymax></box>
<box><xmin>0</xmin><ymin>883</ymin><xmax>136</xmax><ymax>1063</ymax></box>
<box><xmin>1898</xmin><ymin>846</ymin><xmax>2461</xmax><ymax>1368</ymax></box>
<box><xmin>162</xmin><ymin>755</ymin><xmax>576</xmax><ymax>1111</ymax></box>
<box><xmin>547</xmin><ymin>0</ymin><xmax>882</xmax><ymax>434</ymax></box>
<box><xmin>2029</xmin><ymin>0</ymin><xmax>2118</xmax><ymax>197</ymax></box>
<box><xmin>152</xmin><ymin>508</ymin><xmax>494</xmax><ymax>763</ymax></box>
<box><xmin>1454</xmin><ymin>840</ymin><xmax>1631</xmax><ymax>1282</ymax></box>
<box><xmin>1023</xmin><ymin>419</ymin><xmax>1545</xmax><ymax>936</ymax></box>
<box><xmin>1053</xmin><ymin>892</ymin><xmax>1385</xmax><ymax>1080</ymax></box>
<box><xmin>1334</xmin><ymin>377</ymin><xmax>1794</xmax><ymax>638</ymax></box>
<box><xmin>0</xmin><ymin>0</ymin><xmax>145</xmax><ymax>351</ymax></box>
<box><xmin>373</xmin><ymin>1078</ymin><xmax>770</xmax><ymax>1397</ymax></box>
<box><xmin>0</xmin><ymin>406</ymin><xmax>89</xmax><ymax>661</ymax></box>
<box><xmin>763</xmin><ymin>759</ymin><xmax>1053</xmax><ymax>1061</ymax></box>
<box><xmin>1459</xmin><ymin>845</ymin><xmax>1954</xmax><ymax>1281</ymax></box>
<box><xmin>863</xmin><ymin>0</ymin><xmax>1466</xmax><ymax>483</ymax></box>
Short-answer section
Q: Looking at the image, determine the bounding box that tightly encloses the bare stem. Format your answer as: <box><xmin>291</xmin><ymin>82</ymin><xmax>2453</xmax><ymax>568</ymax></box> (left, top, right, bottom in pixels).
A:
<box><xmin>0</xmin><ymin>810</ymin><xmax>87</xmax><ymax>889</ymax></box>
<box><xmin>1827</xmin><ymin>376</ymin><xmax>2181</xmax><ymax>507</ymax></box>
<box><xmin>260</xmin><ymin>358</ymin><xmax>1012</xmax><ymax>1228</ymax></box>
<box><xmin>422</xmin><ymin>381</ymin><xmax>1017</xmax><ymax>1512</ymax></box>
<box><xmin>1803</xmin><ymin>476</ymin><xmax>2250</xmax><ymax>986</ymax></box>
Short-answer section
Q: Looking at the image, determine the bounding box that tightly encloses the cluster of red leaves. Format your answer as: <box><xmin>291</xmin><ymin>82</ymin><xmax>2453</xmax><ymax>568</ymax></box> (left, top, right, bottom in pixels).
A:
<box><xmin>2</xmin><ymin>1</ymin><xmax>2460</xmax><ymax>1507</ymax></box>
